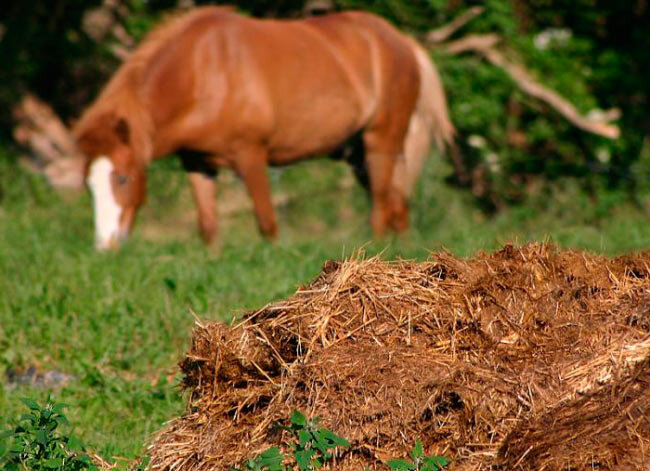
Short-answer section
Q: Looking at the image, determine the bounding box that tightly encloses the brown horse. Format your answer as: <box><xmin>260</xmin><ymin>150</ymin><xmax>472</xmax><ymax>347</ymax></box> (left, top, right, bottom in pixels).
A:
<box><xmin>75</xmin><ymin>6</ymin><xmax>454</xmax><ymax>250</ymax></box>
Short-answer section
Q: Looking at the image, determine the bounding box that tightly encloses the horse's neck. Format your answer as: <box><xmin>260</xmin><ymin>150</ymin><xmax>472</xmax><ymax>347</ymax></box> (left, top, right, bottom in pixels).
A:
<box><xmin>112</xmin><ymin>87</ymin><xmax>155</xmax><ymax>165</ymax></box>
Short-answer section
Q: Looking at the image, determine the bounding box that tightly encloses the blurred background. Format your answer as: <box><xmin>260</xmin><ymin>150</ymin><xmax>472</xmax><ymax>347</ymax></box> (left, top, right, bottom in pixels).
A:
<box><xmin>2</xmin><ymin>0</ymin><xmax>650</xmax><ymax>206</ymax></box>
<box><xmin>0</xmin><ymin>0</ymin><xmax>649</xmax><ymax>466</ymax></box>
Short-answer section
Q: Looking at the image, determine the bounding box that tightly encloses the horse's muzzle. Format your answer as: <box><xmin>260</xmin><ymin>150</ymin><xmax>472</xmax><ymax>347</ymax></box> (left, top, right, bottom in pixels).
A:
<box><xmin>95</xmin><ymin>230</ymin><xmax>128</xmax><ymax>251</ymax></box>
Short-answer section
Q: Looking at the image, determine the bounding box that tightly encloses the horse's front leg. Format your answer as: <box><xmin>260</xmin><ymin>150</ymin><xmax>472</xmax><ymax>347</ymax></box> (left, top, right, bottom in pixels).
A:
<box><xmin>233</xmin><ymin>147</ymin><xmax>278</xmax><ymax>239</ymax></box>
<box><xmin>187</xmin><ymin>171</ymin><xmax>218</xmax><ymax>244</ymax></box>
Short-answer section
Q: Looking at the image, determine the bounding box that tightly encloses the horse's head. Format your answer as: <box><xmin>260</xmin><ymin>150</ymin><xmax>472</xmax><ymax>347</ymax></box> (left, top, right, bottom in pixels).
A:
<box><xmin>77</xmin><ymin>113</ymin><xmax>147</xmax><ymax>250</ymax></box>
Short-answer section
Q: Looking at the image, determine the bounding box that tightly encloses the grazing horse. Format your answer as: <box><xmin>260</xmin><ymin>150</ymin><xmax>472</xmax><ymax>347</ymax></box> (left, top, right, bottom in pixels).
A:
<box><xmin>75</xmin><ymin>6</ymin><xmax>454</xmax><ymax>250</ymax></box>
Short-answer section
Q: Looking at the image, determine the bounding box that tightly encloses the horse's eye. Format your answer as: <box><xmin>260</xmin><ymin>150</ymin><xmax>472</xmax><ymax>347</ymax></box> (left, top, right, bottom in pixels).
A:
<box><xmin>116</xmin><ymin>174</ymin><xmax>129</xmax><ymax>185</ymax></box>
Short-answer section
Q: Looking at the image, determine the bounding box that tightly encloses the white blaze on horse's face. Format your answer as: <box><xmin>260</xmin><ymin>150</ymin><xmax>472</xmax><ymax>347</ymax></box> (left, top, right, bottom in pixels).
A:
<box><xmin>87</xmin><ymin>157</ymin><xmax>123</xmax><ymax>250</ymax></box>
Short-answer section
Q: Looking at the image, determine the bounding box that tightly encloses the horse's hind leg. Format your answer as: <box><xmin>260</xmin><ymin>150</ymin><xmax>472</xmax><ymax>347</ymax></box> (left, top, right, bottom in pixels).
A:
<box><xmin>389</xmin><ymin>155</ymin><xmax>409</xmax><ymax>232</ymax></box>
<box><xmin>233</xmin><ymin>147</ymin><xmax>278</xmax><ymax>239</ymax></box>
<box><xmin>362</xmin><ymin>130</ymin><xmax>406</xmax><ymax>235</ymax></box>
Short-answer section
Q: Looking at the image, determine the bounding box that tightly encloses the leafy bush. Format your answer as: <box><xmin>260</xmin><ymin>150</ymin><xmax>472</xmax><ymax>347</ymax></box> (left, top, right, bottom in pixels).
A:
<box><xmin>0</xmin><ymin>398</ymin><xmax>97</xmax><ymax>471</ymax></box>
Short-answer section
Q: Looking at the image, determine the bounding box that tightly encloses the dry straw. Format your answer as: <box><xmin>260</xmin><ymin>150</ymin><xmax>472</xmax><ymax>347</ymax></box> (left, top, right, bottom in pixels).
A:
<box><xmin>148</xmin><ymin>243</ymin><xmax>650</xmax><ymax>471</ymax></box>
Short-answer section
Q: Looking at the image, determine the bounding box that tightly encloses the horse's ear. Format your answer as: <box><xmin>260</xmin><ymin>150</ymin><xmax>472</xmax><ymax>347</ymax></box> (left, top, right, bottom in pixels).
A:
<box><xmin>114</xmin><ymin>118</ymin><xmax>130</xmax><ymax>145</ymax></box>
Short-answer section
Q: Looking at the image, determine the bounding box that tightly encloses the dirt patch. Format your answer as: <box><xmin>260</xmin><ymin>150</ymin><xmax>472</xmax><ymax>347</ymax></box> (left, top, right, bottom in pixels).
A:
<box><xmin>149</xmin><ymin>243</ymin><xmax>650</xmax><ymax>471</ymax></box>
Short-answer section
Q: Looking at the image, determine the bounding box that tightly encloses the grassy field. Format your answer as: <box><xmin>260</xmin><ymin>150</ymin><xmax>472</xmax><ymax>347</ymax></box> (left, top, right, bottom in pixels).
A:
<box><xmin>1</xmin><ymin>148</ymin><xmax>649</xmax><ymax>465</ymax></box>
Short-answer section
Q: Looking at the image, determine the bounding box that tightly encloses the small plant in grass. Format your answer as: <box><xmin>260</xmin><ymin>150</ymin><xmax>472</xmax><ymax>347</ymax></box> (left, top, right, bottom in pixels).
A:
<box><xmin>233</xmin><ymin>410</ymin><xmax>350</xmax><ymax>471</ymax></box>
<box><xmin>0</xmin><ymin>397</ymin><xmax>98</xmax><ymax>471</ymax></box>
<box><xmin>387</xmin><ymin>440</ymin><xmax>449</xmax><ymax>471</ymax></box>
<box><xmin>282</xmin><ymin>410</ymin><xmax>351</xmax><ymax>471</ymax></box>
<box><xmin>236</xmin><ymin>446</ymin><xmax>285</xmax><ymax>471</ymax></box>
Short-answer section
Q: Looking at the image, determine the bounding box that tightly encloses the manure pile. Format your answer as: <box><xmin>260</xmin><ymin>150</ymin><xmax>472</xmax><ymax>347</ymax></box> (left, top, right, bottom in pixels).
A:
<box><xmin>149</xmin><ymin>244</ymin><xmax>650</xmax><ymax>471</ymax></box>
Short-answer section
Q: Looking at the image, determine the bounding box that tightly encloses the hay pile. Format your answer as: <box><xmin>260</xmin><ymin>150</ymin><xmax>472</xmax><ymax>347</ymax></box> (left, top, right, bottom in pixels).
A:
<box><xmin>149</xmin><ymin>243</ymin><xmax>650</xmax><ymax>471</ymax></box>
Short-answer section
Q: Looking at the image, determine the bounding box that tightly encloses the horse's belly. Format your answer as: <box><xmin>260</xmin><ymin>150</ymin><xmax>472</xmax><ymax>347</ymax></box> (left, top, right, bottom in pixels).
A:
<box><xmin>266</xmin><ymin>93</ymin><xmax>363</xmax><ymax>165</ymax></box>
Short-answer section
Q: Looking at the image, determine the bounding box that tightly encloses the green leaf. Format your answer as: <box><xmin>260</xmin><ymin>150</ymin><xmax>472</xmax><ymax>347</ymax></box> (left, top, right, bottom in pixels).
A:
<box><xmin>55</xmin><ymin>415</ymin><xmax>69</xmax><ymax>426</ymax></box>
<box><xmin>245</xmin><ymin>457</ymin><xmax>258</xmax><ymax>471</ymax></box>
<box><xmin>44</xmin><ymin>457</ymin><xmax>64</xmax><ymax>468</ymax></box>
<box><xmin>387</xmin><ymin>459</ymin><xmax>416</xmax><ymax>471</ymax></box>
<box><xmin>410</xmin><ymin>440</ymin><xmax>424</xmax><ymax>461</ymax></box>
<box><xmin>290</xmin><ymin>410</ymin><xmax>307</xmax><ymax>427</ymax></box>
<box><xmin>35</xmin><ymin>429</ymin><xmax>48</xmax><ymax>445</ymax></box>
<box><xmin>259</xmin><ymin>446</ymin><xmax>284</xmax><ymax>471</ymax></box>
<box><xmin>21</xmin><ymin>398</ymin><xmax>40</xmax><ymax>411</ymax></box>
<box><xmin>294</xmin><ymin>449</ymin><xmax>314</xmax><ymax>471</ymax></box>
<box><xmin>310</xmin><ymin>434</ymin><xmax>327</xmax><ymax>450</ymax></box>
<box><xmin>421</xmin><ymin>456</ymin><xmax>450</xmax><ymax>470</ymax></box>
<box><xmin>9</xmin><ymin>442</ymin><xmax>25</xmax><ymax>453</ymax></box>
<box><xmin>67</xmin><ymin>435</ymin><xmax>84</xmax><ymax>451</ymax></box>
<box><xmin>51</xmin><ymin>404</ymin><xmax>68</xmax><ymax>415</ymax></box>
<box><xmin>320</xmin><ymin>429</ymin><xmax>350</xmax><ymax>448</ymax></box>
<box><xmin>19</xmin><ymin>414</ymin><xmax>34</xmax><ymax>423</ymax></box>
<box><xmin>297</xmin><ymin>430</ymin><xmax>311</xmax><ymax>447</ymax></box>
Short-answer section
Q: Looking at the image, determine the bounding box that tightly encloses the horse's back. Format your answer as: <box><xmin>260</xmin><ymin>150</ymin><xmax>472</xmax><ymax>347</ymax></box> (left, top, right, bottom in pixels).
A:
<box><xmin>238</xmin><ymin>12</ymin><xmax>420</xmax><ymax>160</ymax></box>
<box><xmin>138</xmin><ymin>8</ymin><xmax>420</xmax><ymax>161</ymax></box>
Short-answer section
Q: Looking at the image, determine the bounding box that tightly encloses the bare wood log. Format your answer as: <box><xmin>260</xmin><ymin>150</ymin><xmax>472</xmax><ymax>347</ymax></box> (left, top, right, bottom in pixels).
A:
<box><xmin>425</xmin><ymin>6</ymin><xmax>484</xmax><ymax>43</ymax></box>
<box><xmin>42</xmin><ymin>158</ymin><xmax>87</xmax><ymax>189</ymax></box>
<box><xmin>12</xmin><ymin>95</ymin><xmax>86</xmax><ymax>189</ymax></box>
<box><xmin>14</xmin><ymin>125</ymin><xmax>61</xmax><ymax>163</ymax></box>
<box><xmin>13</xmin><ymin>95</ymin><xmax>80</xmax><ymax>157</ymax></box>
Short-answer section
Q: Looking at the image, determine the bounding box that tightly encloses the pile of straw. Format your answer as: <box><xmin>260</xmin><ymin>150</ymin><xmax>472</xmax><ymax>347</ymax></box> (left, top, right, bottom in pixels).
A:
<box><xmin>149</xmin><ymin>244</ymin><xmax>650</xmax><ymax>471</ymax></box>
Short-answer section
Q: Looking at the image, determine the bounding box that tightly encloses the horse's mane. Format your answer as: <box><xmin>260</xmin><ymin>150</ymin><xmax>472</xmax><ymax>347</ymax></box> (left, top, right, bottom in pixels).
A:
<box><xmin>74</xmin><ymin>6</ymin><xmax>236</xmax><ymax>161</ymax></box>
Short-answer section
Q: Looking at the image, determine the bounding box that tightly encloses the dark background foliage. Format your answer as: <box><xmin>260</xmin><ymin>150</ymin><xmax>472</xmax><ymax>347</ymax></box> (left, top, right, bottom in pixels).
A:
<box><xmin>1</xmin><ymin>0</ymin><xmax>648</xmax><ymax>203</ymax></box>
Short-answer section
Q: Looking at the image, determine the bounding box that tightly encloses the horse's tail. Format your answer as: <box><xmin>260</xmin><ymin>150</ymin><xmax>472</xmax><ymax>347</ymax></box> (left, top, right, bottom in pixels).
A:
<box><xmin>394</xmin><ymin>39</ymin><xmax>455</xmax><ymax>197</ymax></box>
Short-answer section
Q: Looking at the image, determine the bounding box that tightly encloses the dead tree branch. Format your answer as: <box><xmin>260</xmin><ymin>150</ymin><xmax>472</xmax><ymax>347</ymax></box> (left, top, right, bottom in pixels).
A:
<box><xmin>13</xmin><ymin>95</ymin><xmax>86</xmax><ymax>189</ymax></box>
<box><xmin>443</xmin><ymin>33</ymin><xmax>501</xmax><ymax>55</ymax></box>
<box><xmin>481</xmin><ymin>47</ymin><xmax>620</xmax><ymax>139</ymax></box>
<box><xmin>427</xmin><ymin>7</ymin><xmax>620</xmax><ymax>140</ymax></box>
<box><xmin>426</xmin><ymin>6</ymin><xmax>484</xmax><ymax>43</ymax></box>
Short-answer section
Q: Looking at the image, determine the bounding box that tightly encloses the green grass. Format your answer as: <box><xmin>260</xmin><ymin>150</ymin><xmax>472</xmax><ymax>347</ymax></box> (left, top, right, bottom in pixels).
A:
<box><xmin>1</xmin><ymin>148</ymin><xmax>649</xmax><ymax>464</ymax></box>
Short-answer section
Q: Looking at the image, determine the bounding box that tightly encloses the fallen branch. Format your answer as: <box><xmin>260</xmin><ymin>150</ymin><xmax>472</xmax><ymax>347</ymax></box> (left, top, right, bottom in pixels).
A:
<box><xmin>482</xmin><ymin>47</ymin><xmax>620</xmax><ymax>138</ymax></box>
<box><xmin>13</xmin><ymin>95</ymin><xmax>86</xmax><ymax>189</ymax></box>
<box><xmin>441</xmin><ymin>36</ymin><xmax>620</xmax><ymax>139</ymax></box>
<box><xmin>428</xmin><ymin>10</ymin><xmax>621</xmax><ymax>140</ymax></box>
<box><xmin>13</xmin><ymin>95</ymin><xmax>80</xmax><ymax>159</ymax></box>
<box><xmin>442</xmin><ymin>33</ymin><xmax>501</xmax><ymax>55</ymax></box>
<box><xmin>425</xmin><ymin>6</ymin><xmax>484</xmax><ymax>43</ymax></box>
